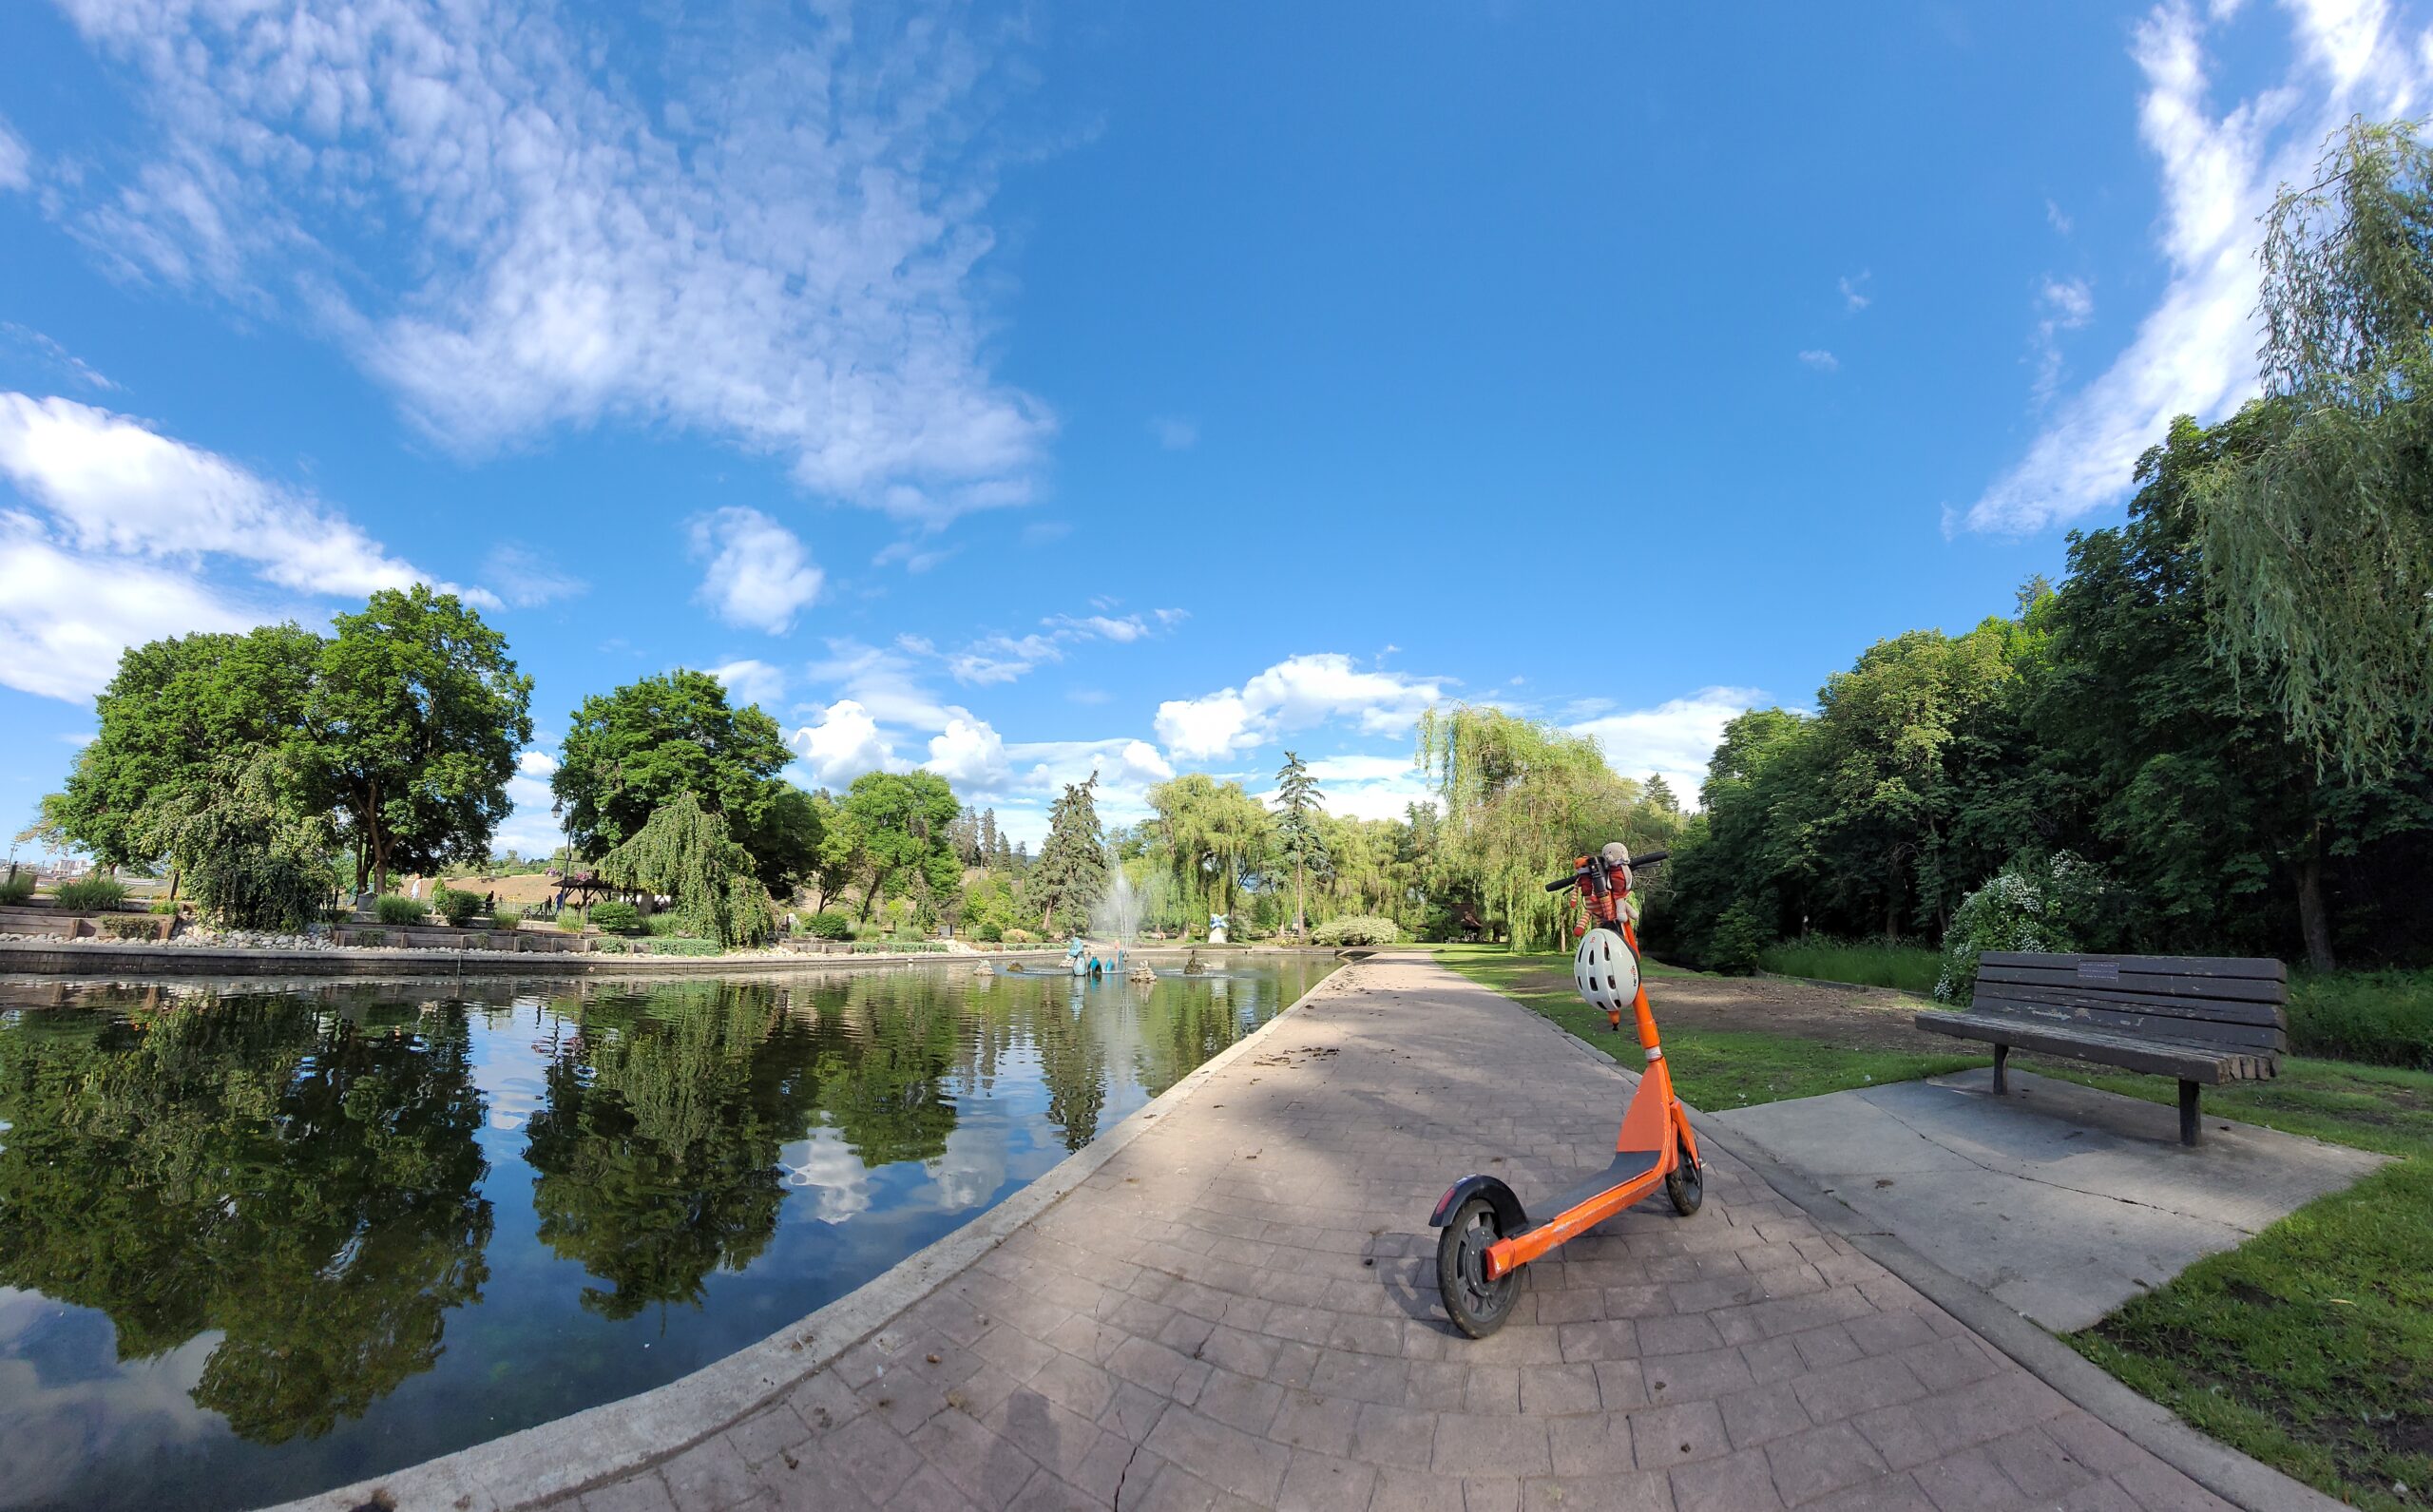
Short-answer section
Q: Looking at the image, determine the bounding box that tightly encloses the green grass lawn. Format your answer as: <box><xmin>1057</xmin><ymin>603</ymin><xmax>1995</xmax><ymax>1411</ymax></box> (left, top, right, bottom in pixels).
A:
<box><xmin>1427</xmin><ymin>943</ymin><xmax>1982</xmax><ymax>1110</ymax></box>
<box><xmin>1753</xmin><ymin>937</ymin><xmax>1944</xmax><ymax>995</ymax></box>
<box><xmin>2285</xmin><ymin>967</ymin><xmax>2433</xmax><ymax>1067</ymax></box>
<box><xmin>2040</xmin><ymin>1059</ymin><xmax>2433</xmax><ymax>1510</ymax></box>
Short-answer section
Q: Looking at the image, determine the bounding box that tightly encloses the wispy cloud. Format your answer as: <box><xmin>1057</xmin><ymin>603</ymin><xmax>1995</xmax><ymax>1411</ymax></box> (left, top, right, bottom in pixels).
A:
<box><xmin>1149</xmin><ymin>415</ymin><xmax>1197</xmax><ymax>450</ymax></box>
<box><xmin>0</xmin><ymin>116</ymin><xmax>28</xmax><ymax>192</ymax></box>
<box><xmin>688</xmin><ymin>507</ymin><xmax>821</xmax><ymax>635</ymax></box>
<box><xmin>2046</xmin><ymin>198</ymin><xmax>2075</xmax><ymax>235</ymax></box>
<box><xmin>2030</xmin><ymin>276</ymin><xmax>2096</xmax><ymax>402</ymax></box>
<box><xmin>709</xmin><ymin>659</ymin><xmax>788</xmax><ymax>708</ymax></box>
<box><xmin>51</xmin><ymin>0</ymin><xmax>1053</xmax><ymax>526</ymax></box>
<box><xmin>1797</xmin><ymin>349</ymin><xmax>1840</xmax><ymax>373</ymax></box>
<box><xmin>482</xmin><ymin>544</ymin><xmax>585</xmax><ymax>609</ymax></box>
<box><xmin>1838</xmin><ymin>273</ymin><xmax>1871</xmax><ymax>312</ymax></box>
<box><xmin>1964</xmin><ymin>0</ymin><xmax>2430</xmax><ymax>535</ymax></box>
<box><xmin>1</xmin><ymin>326</ymin><xmax>116</xmax><ymax>392</ymax></box>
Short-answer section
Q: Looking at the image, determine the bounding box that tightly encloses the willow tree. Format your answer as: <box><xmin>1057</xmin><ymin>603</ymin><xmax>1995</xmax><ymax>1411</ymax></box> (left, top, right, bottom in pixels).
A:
<box><xmin>1419</xmin><ymin>704</ymin><xmax>1641</xmax><ymax>950</ymax></box>
<box><xmin>1144</xmin><ymin>774</ymin><xmax>1271</xmax><ymax>933</ymax></box>
<box><xmin>2193</xmin><ymin>117</ymin><xmax>2433</xmax><ymax>777</ymax></box>
<box><xmin>594</xmin><ymin>792</ymin><xmax>773</xmax><ymax>947</ymax></box>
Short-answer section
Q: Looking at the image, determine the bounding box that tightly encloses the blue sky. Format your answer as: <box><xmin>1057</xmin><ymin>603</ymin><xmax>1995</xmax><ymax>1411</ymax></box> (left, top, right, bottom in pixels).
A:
<box><xmin>0</xmin><ymin>0</ymin><xmax>2421</xmax><ymax>852</ymax></box>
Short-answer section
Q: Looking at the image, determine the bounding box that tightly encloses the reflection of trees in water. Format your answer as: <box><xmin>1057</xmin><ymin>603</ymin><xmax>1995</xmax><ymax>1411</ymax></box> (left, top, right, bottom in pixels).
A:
<box><xmin>1032</xmin><ymin>986</ymin><xmax>1109</xmax><ymax>1152</ymax></box>
<box><xmin>0</xmin><ymin>992</ymin><xmax>492</xmax><ymax>1444</ymax></box>
<box><xmin>816</xmin><ymin>976</ymin><xmax>968</xmax><ymax>1167</ymax></box>
<box><xmin>524</xmin><ymin>983</ymin><xmax>805</xmax><ymax>1321</ymax></box>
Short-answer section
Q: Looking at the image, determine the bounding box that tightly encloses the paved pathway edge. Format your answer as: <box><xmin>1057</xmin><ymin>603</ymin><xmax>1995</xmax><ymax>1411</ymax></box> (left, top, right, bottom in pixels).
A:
<box><xmin>266</xmin><ymin>961</ymin><xmax>1369</xmax><ymax>1512</ymax></box>
<box><xmin>1504</xmin><ymin>991</ymin><xmax>2338</xmax><ymax>1512</ymax></box>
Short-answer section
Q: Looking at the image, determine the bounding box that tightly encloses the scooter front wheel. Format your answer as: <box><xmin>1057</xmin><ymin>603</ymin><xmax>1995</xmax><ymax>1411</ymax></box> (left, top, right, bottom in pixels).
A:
<box><xmin>1436</xmin><ymin>1195</ymin><xmax>1523</xmax><ymax>1338</ymax></box>
<box><xmin>1665</xmin><ymin>1132</ymin><xmax>1704</xmax><ymax>1216</ymax></box>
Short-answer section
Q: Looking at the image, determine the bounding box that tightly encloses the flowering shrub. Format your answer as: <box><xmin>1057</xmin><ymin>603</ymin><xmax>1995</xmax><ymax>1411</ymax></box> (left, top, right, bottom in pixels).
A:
<box><xmin>1934</xmin><ymin>852</ymin><xmax>2110</xmax><ymax>1002</ymax></box>
<box><xmin>1311</xmin><ymin>915</ymin><xmax>1399</xmax><ymax>946</ymax></box>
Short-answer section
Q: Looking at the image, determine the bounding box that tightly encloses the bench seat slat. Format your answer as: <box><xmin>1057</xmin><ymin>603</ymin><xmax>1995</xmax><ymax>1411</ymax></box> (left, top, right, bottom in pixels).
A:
<box><xmin>1964</xmin><ymin>996</ymin><xmax>2286</xmax><ymax>1053</ymax></box>
<box><xmin>1968</xmin><ymin>980</ymin><xmax>2286</xmax><ymax>1029</ymax></box>
<box><xmin>1979</xmin><ymin>951</ymin><xmax>2287</xmax><ymax>982</ymax></box>
<box><xmin>1914</xmin><ymin>1011</ymin><xmax>2275</xmax><ymax>1083</ymax></box>
<box><xmin>1975</xmin><ymin>964</ymin><xmax>2286</xmax><ymax>1005</ymax></box>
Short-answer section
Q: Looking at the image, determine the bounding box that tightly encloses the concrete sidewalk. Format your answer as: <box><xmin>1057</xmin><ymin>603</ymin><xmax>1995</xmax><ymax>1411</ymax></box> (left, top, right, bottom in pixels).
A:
<box><xmin>473</xmin><ymin>953</ymin><xmax>2284</xmax><ymax>1512</ymax></box>
<box><xmin>1714</xmin><ymin>1067</ymin><xmax>2385</xmax><ymax>1332</ymax></box>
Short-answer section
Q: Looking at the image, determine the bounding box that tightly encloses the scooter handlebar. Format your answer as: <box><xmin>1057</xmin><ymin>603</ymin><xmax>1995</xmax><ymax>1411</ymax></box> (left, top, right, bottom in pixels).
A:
<box><xmin>1543</xmin><ymin>850</ymin><xmax>1670</xmax><ymax>891</ymax></box>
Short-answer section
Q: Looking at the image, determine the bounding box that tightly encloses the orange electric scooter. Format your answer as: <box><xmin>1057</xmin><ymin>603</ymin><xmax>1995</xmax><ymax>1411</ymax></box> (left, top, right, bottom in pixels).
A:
<box><xmin>1428</xmin><ymin>842</ymin><xmax>1703</xmax><ymax>1337</ymax></box>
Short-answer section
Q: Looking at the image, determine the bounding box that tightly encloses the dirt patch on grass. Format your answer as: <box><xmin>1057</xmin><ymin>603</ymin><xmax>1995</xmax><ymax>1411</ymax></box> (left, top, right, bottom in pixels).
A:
<box><xmin>1645</xmin><ymin>975</ymin><xmax>1963</xmax><ymax>1054</ymax></box>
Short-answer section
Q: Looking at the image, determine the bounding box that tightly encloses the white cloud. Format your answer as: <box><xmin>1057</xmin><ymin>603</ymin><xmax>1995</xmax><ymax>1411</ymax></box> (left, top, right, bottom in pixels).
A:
<box><xmin>689</xmin><ymin>507</ymin><xmax>821</xmax><ymax>635</ymax></box>
<box><xmin>1149</xmin><ymin>415</ymin><xmax>1197</xmax><ymax>450</ymax></box>
<box><xmin>709</xmin><ymin>659</ymin><xmax>788</xmax><ymax>708</ymax></box>
<box><xmin>0</xmin><ymin>392</ymin><xmax>487</xmax><ymax>604</ymax></box>
<box><xmin>51</xmin><ymin>0</ymin><xmax>1052</xmax><ymax>525</ymax></box>
<box><xmin>2031</xmin><ymin>277</ymin><xmax>2097</xmax><ymax>401</ymax></box>
<box><xmin>2046</xmin><ymin>198</ymin><xmax>2075</xmax><ymax>234</ymax></box>
<box><xmin>0</xmin><ymin>514</ymin><xmax>260</xmax><ymax>701</ymax></box>
<box><xmin>925</xmin><ymin>716</ymin><xmax>1010</xmax><ymax>788</ymax></box>
<box><xmin>1965</xmin><ymin>0</ymin><xmax>2430</xmax><ymax>534</ymax></box>
<box><xmin>1838</xmin><ymin>273</ymin><xmax>1871</xmax><ymax>312</ymax></box>
<box><xmin>1567</xmin><ymin>686</ymin><xmax>1765</xmax><ymax>804</ymax></box>
<box><xmin>482</xmin><ymin>544</ymin><xmax>584</xmax><ymax>609</ymax></box>
<box><xmin>791</xmin><ymin>699</ymin><xmax>899</xmax><ymax>787</ymax></box>
<box><xmin>1797</xmin><ymin>349</ymin><xmax>1839</xmax><ymax>373</ymax></box>
<box><xmin>1154</xmin><ymin>653</ymin><xmax>1448</xmax><ymax>763</ymax></box>
<box><xmin>806</xmin><ymin>639</ymin><xmax>959</xmax><ymax>729</ymax></box>
<box><xmin>0</xmin><ymin>118</ymin><xmax>28</xmax><ymax>192</ymax></box>
<box><xmin>517</xmin><ymin>750</ymin><xmax>559</xmax><ymax>778</ymax></box>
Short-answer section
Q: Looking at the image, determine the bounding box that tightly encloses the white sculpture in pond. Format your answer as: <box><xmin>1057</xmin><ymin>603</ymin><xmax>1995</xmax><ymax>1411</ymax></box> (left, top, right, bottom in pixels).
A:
<box><xmin>1208</xmin><ymin>912</ymin><xmax>1229</xmax><ymax>945</ymax></box>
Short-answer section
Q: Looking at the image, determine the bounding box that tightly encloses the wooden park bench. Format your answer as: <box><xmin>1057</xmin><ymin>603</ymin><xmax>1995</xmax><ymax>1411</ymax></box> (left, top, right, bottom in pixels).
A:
<box><xmin>1915</xmin><ymin>951</ymin><xmax>2287</xmax><ymax>1145</ymax></box>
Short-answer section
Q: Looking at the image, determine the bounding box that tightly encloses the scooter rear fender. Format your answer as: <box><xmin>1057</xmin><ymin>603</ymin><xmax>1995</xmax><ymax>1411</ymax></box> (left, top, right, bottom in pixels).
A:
<box><xmin>1428</xmin><ymin>1174</ymin><xmax>1527</xmax><ymax>1233</ymax></box>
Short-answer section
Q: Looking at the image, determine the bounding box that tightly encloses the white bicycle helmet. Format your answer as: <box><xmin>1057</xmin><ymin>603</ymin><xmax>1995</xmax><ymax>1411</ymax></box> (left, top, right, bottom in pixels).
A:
<box><xmin>1572</xmin><ymin>926</ymin><xmax>1640</xmax><ymax>1014</ymax></box>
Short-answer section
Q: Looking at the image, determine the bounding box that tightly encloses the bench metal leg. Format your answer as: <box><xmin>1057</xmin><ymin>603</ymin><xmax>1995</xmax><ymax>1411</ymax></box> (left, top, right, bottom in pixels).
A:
<box><xmin>2179</xmin><ymin>1080</ymin><xmax>2201</xmax><ymax>1146</ymax></box>
<box><xmin>1992</xmin><ymin>1044</ymin><xmax>2009</xmax><ymax>1096</ymax></box>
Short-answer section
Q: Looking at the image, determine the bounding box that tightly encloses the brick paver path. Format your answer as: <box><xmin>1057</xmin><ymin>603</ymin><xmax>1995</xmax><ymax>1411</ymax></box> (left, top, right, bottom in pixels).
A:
<box><xmin>554</xmin><ymin>956</ymin><xmax>2232</xmax><ymax>1512</ymax></box>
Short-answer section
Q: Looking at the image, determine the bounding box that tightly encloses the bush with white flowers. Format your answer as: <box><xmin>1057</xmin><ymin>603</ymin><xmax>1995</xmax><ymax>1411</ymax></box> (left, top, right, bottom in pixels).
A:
<box><xmin>1934</xmin><ymin>852</ymin><xmax>2111</xmax><ymax>1002</ymax></box>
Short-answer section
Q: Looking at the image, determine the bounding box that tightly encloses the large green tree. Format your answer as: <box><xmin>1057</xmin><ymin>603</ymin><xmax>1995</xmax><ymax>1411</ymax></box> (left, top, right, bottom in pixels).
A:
<box><xmin>551</xmin><ymin>670</ymin><xmax>815</xmax><ymax>895</ymax></box>
<box><xmin>309</xmin><ymin>586</ymin><xmax>532</xmax><ymax>895</ymax></box>
<box><xmin>48</xmin><ymin>623</ymin><xmax>324</xmax><ymax>876</ymax></box>
<box><xmin>837</xmin><ymin>771</ymin><xmax>963</xmax><ymax>924</ymax></box>
<box><xmin>1028</xmin><ymin>773</ymin><xmax>1108</xmax><ymax>934</ymax></box>
<box><xmin>2193</xmin><ymin>118</ymin><xmax>2433</xmax><ymax>777</ymax></box>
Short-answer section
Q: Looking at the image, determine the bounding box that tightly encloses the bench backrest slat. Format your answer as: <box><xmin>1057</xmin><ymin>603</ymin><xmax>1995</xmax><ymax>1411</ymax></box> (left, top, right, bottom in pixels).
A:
<box><xmin>1966</xmin><ymin>995</ymin><xmax>2286</xmax><ymax>1053</ymax></box>
<box><xmin>1968</xmin><ymin>951</ymin><xmax>2289</xmax><ymax>1058</ymax></box>
<box><xmin>1970</xmin><ymin>976</ymin><xmax>2287</xmax><ymax>1027</ymax></box>
<box><xmin>1975</xmin><ymin>962</ymin><xmax>2286</xmax><ymax>1007</ymax></box>
<box><xmin>1978</xmin><ymin>950</ymin><xmax>2285</xmax><ymax>982</ymax></box>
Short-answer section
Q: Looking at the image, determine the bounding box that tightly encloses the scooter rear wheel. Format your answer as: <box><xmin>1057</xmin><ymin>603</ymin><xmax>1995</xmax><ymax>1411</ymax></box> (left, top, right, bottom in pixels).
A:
<box><xmin>1437</xmin><ymin>1195</ymin><xmax>1523</xmax><ymax>1337</ymax></box>
<box><xmin>1665</xmin><ymin>1132</ymin><xmax>1704</xmax><ymax>1216</ymax></box>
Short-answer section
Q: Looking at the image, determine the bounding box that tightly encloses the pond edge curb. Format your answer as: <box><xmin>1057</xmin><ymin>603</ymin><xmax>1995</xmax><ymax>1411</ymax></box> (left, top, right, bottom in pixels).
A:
<box><xmin>260</xmin><ymin>958</ymin><xmax>1370</xmax><ymax>1512</ymax></box>
<box><xmin>1496</xmin><ymin>966</ymin><xmax>2344</xmax><ymax>1512</ymax></box>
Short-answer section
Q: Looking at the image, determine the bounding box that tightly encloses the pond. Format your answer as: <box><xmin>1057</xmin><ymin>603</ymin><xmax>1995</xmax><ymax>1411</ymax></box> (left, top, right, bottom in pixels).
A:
<box><xmin>0</xmin><ymin>956</ymin><xmax>1335</xmax><ymax>1512</ymax></box>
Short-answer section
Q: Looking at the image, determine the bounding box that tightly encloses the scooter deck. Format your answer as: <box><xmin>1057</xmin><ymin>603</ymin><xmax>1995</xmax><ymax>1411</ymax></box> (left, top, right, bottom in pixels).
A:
<box><xmin>1520</xmin><ymin>1149</ymin><xmax>1663</xmax><ymax>1235</ymax></box>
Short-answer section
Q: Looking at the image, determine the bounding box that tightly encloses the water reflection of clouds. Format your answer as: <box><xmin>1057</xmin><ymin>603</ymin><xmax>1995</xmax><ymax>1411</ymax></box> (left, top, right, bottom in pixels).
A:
<box><xmin>469</xmin><ymin>999</ymin><xmax>567</xmax><ymax>1135</ymax></box>
<box><xmin>778</xmin><ymin>1126</ymin><xmax>872</xmax><ymax>1224</ymax></box>
<box><xmin>0</xmin><ymin>1288</ymin><xmax>222</xmax><ymax>1508</ymax></box>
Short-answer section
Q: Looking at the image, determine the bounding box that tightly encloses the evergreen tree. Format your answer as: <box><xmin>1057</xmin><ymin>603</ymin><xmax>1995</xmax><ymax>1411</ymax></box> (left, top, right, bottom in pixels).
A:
<box><xmin>1029</xmin><ymin>774</ymin><xmax>1107</xmax><ymax>933</ymax></box>
<box><xmin>1272</xmin><ymin>752</ymin><xmax>1329</xmax><ymax>938</ymax></box>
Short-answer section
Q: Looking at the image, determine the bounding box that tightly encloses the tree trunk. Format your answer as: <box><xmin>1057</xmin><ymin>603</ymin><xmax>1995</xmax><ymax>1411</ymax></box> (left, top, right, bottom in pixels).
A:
<box><xmin>1294</xmin><ymin>860</ymin><xmax>1305</xmax><ymax>940</ymax></box>
<box><xmin>2296</xmin><ymin>827</ymin><xmax>2336</xmax><ymax>972</ymax></box>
